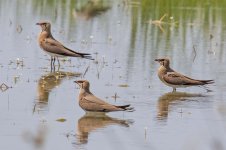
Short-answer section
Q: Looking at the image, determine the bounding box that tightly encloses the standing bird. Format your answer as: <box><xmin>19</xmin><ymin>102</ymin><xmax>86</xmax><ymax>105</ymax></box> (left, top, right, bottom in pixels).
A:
<box><xmin>36</xmin><ymin>21</ymin><xmax>93</xmax><ymax>68</ymax></box>
<box><xmin>155</xmin><ymin>58</ymin><xmax>214</xmax><ymax>92</ymax></box>
<box><xmin>74</xmin><ymin>80</ymin><xmax>134</xmax><ymax>112</ymax></box>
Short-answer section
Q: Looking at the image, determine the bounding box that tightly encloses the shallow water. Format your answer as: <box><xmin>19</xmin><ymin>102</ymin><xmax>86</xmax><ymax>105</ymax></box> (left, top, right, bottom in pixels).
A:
<box><xmin>0</xmin><ymin>0</ymin><xmax>226</xmax><ymax>150</ymax></box>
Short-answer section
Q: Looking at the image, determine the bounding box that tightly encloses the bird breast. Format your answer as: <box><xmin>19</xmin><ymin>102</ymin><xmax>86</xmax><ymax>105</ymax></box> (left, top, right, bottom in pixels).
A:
<box><xmin>38</xmin><ymin>32</ymin><xmax>48</xmax><ymax>43</ymax></box>
<box><xmin>157</xmin><ymin>66</ymin><xmax>166</xmax><ymax>79</ymax></box>
<box><xmin>79</xmin><ymin>88</ymin><xmax>86</xmax><ymax>94</ymax></box>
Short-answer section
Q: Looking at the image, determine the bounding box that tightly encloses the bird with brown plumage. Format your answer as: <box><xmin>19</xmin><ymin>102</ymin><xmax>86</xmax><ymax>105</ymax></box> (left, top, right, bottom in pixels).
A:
<box><xmin>36</xmin><ymin>21</ymin><xmax>93</xmax><ymax>68</ymax></box>
<box><xmin>74</xmin><ymin>80</ymin><xmax>134</xmax><ymax>112</ymax></box>
<box><xmin>155</xmin><ymin>58</ymin><xmax>214</xmax><ymax>92</ymax></box>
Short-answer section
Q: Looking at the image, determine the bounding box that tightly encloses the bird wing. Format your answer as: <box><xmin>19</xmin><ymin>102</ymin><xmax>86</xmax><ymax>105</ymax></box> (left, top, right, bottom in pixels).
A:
<box><xmin>163</xmin><ymin>72</ymin><xmax>201</xmax><ymax>85</ymax></box>
<box><xmin>42</xmin><ymin>38</ymin><xmax>91</xmax><ymax>57</ymax></box>
<box><xmin>84</xmin><ymin>94</ymin><xmax>110</xmax><ymax>105</ymax></box>
<box><xmin>81</xmin><ymin>94</ymin><xmax>121</xmax><ymax>112</ymax></box>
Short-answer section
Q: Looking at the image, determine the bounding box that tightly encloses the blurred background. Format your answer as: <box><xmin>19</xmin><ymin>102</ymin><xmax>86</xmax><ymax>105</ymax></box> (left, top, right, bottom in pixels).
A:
<box><xmin>0</xmin><ymin>0</ymin><xmax>226</xmax><ymax>150</ymax></box>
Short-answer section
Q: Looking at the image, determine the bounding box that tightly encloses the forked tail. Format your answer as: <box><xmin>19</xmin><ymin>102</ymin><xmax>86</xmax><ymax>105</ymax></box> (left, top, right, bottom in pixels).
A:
<box><xmin>116</xmin><ymin>104</ymin><xmax>135</xmax><ymax>112</ymax></box>
<box><xmin>77</xmin><ymin>52</ymin><xmax>94</xmax><ymax>60</ymax></box>
<box><xmin>200</xmin><ymin>79</ymin><xmax>214</xmax><ymax>85</ymax></box>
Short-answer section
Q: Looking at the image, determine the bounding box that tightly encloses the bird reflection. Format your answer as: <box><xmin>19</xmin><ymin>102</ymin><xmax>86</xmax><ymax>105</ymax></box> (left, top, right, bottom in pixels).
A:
<box><xmin>76</xmin><ymin>112</ymin><xmax>133</xmax><ymax>145</ymax></box>
<box><xmin>22</xmin><ymin>123</ymin><xmax>47</xmax><ymax>149</ymax></box>
<box><xmin>73</xmin><ymin>0</ymin><xmax>110</xmax><ymax>20</ymax></box>
<box><xmin>157</xmin><ymin>92</ymin><xmax>206</xmax><ymax>120</ymax></box>
<box><xmin>35</xmin><ymin>71</ymin><xmax>81</xmax><ymax>112</ymax></box>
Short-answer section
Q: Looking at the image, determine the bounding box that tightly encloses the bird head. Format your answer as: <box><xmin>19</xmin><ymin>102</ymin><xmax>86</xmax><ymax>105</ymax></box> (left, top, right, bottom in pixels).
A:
<box><xmin>155</xmin><ymin>58</ymin><xmax>170</xmax><ymax>68</ymax></box>
<box><xmin>74</xmin><ymin>80</ymin><xmax>90</xmax><ymax>90</ymax></box>
<box><xmin>36</xmin><ymin>21</ymin><xmax>51</xmax><ymax>32</ymax></box>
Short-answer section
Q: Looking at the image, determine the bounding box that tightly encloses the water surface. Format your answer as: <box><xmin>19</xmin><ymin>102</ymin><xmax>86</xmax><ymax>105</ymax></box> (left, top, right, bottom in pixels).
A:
<box><xmin>0</xmin><ymin>0</ymin><xmax>226</xmax><ymax>150</ymax></box>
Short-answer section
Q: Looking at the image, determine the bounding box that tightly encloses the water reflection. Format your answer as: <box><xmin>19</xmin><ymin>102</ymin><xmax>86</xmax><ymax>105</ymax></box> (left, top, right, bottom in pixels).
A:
<box><xmin>0</xmin><ymin>0</ymin><xmax>225</xmax><ymax>149</ymax></box>
<box><xmin>75</xmin><ymin>112</ymin><xmax>133</xmax><ymax>145</ymax></box>
<box><xmin>157</xmin><ymin>92</ymin><xmax>206</xmax><ymax>120</ymax></box>
<box><xmin>23</xmin><ymin>122</ymin><xmax>48</xmax><ymax>149</ymax></box>
<box><xmin>35</xmin><ymin>71</ymin><xmax>81</xmax><ymax>112</ymax></box>
<box><xmin>74</xmin><ymin>0</ymin><xmax>111</xmax><ymax>20</ymax></box>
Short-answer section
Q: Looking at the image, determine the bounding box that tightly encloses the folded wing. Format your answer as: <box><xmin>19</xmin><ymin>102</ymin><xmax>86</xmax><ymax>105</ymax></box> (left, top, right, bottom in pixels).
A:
<box><xmin>163</xmin><ymin>72</ymin><xmax>206</xmax><ymax>85</ymax></box>
<box><xmin>81</xmin><ymin>94</ymin><xmax>130</xmax><ymax>112</ymax></box>
<box><xmin>42</xmin><ymin>38</ymin><xmax>93</xmax><ymax>59</ymax></box>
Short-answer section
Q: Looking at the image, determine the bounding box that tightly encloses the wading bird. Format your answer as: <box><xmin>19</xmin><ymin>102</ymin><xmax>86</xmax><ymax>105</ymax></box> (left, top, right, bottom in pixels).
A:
<box><xmin>155</xmin><ymin>58</ymin><xmax>214</xmax><ymax>92</ymax></box>
<box><xmin>75</xmin><ymin>80</ymin><xmax>134</xmax><ymax>112</ymax></box>
<box><xmin>36</xmin><ymin>21</ymin><xmax>93</xmax><ymax>69</ymax></box>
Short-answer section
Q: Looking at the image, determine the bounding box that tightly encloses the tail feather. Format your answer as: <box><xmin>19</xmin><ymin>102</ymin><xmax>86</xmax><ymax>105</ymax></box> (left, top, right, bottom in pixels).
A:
<box><xmin>200</xmin><ymin>79</ymin><xmax>214</xmax><ymax>85</ymax></box>
<box><xmin>76</xmin><ymin>52</ymin><xmax>92</xmax><ymax>56</ymax></box>
<box><xmin>76</xmin><ymin>52</ymin><xmax>94</xmax><ymax>60</ymax></box>
<box><xmin>117</xmin><ymin>104</ymin><xmax>130</xmax><ymax>109</ymax></box>
<box><xmin>116</xmin><ymin>104</ymin><xmax>135</xmax><ymax>112</ymax></box>
<box><xmin>82</xmin><ymin>55</ymin><xmax>94</xmax><ymax>60</ymax></box>
<box><xmin>64</xmin><ymin>46</ymin><xmax>94</xmax><ymax>60</ymax></box>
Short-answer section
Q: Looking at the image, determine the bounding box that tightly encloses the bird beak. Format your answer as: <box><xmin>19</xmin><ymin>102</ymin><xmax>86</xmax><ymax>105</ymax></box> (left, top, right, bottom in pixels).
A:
<box><xmin>36</xmin><ymin>23</ymin><xmax>41</xmax><ymax>25</ymax></box>
<box><xmin>155</xmin><ymin>59</ymin><xmax>160</xmax><ymax>62</ymax></box>
<box><xmin>74</xmin><ymin>80</ymin><xmax>82</xmax><ymax>86</ymax></box>
<box><xmin>155</xmin><ymin>58</ymin><xmax>164</xmax><ymax>62</ymax></box>
<box><xmin>74</xmin><ymin>80</ymin><xmax>79</xmax><ymax>85</ymax></box>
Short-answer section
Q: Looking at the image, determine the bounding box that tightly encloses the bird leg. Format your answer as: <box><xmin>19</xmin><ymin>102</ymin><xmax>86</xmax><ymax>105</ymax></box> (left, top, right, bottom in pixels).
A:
<box><xmin>172</xmin><ymin>88</ymin><xmax>176</xmax><ymax>92</ymax></box>
<box><xmin>50</xmin><ymin>56</ymin><xmax>53</xmax><ymax>66</ymax></box>
<box><xmin>53</xmin><ymin>57</ymin><xmax>56</xmax><ymax>66</ymax></box>
<box><xmin>52</xmin><ymin>57</ymin><xmax>56</xmax><ymax>72</ymax></box>
<box><xmin>50</xmin><ymin>57</ymin><xmax>53</xmax><ymax>72</ymax></box>
<box><xmin>56</xmin><ymin>57</ymin><xmax>60</xmax><ymax>67</ymax></box>
<box><xmin>57</xmin><ymin>64</ymin><xmax>60</xmax><ymax>71</ymax></box>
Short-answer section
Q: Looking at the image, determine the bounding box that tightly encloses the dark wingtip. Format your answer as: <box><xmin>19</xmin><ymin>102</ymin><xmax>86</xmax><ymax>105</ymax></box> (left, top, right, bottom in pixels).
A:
<box><xmin>76</xmin><ymin>51</ymin><xmax>92</xmax><ymax>56</ymax></box>
<box><xmin>76</xmin><ymin>52</ymin><xmax>94</xmax><ymax>60</ymax></box>
<box><xmin>206</xmin><ymin>80</ymin><xmax>214</xmax><ymax>84</ymax></box>
<box><xmin>202</xmin><ymin>80</ymin><xmax>214</xmax><ymax>84</ymax></box>
<box><xmin>118</xmin><ymin>104</ymin><xmax>130</xmax><ymax>109</ymax></box>
<box><xmin>125</xmin><ymin>107</ymin><xmax>135</xmax><ymax>112</ymax></box>
<box><xmin>83</xmin><ymin>56</ymin><xmax>94</xmax><ymax>60</ymax></box>
<box><xmin>81</xmin><ymin>53</ymin><xmax>92</xmax><ymax>56</ymax></box>
<box><xmin>117</xmin><ymin>104</ymin><xmax>135</xmax><ymax>112</ymax></box>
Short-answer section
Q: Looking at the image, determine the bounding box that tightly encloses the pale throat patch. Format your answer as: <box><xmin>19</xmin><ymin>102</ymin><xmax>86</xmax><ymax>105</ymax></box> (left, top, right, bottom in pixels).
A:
<box><xmin>79</xmin><ymin>88</ymin><xmax>86</xmax><ymax>94</ymax></box>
